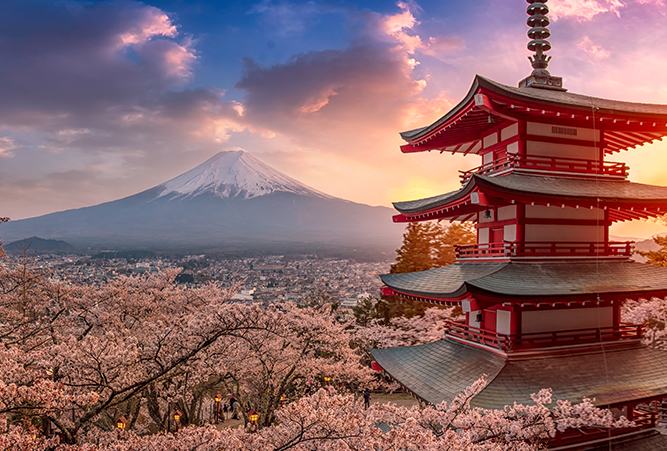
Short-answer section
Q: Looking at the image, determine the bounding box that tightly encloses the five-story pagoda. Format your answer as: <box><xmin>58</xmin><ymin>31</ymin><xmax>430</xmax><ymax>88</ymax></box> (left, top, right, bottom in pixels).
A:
<box><xmin>372</xmin><ymin>1</ymin><xmax>667</xmax><ymax>449</ymax></box>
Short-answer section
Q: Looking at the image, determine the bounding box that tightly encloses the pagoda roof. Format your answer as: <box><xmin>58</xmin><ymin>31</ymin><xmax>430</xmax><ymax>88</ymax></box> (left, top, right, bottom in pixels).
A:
<box><xmin>371</xmin><ymin>340</ymin><xmax>667</xmax><ymax>409</ymax></box>
<box><xmin>400</xmin><ymin>76</ymin><xmax>667</xmax><ymax>155</ymax></box>
<box><xmin>381</xmin><ymin>260</ymin><xmax>667</xmax><ymax>303</ymax></box>
<box><xmin>392</xmin><ymin>173</ymin><xmax>667</xmax><ymax>223</ymax></box>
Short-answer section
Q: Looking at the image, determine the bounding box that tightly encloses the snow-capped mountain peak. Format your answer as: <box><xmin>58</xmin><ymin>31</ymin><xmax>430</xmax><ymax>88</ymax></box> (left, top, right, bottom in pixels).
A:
<box><xmin>157</xmin><ymin>150</ymin><xmax>330</xmax><ymax>200</ymax></box>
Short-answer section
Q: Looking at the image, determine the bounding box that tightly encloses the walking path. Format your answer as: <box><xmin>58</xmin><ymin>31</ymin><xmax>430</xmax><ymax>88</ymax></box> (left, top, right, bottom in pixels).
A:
<box><xmin>213</xmin><ymin>393</ymin><xmax>419</xmax><ymax>430</ymax></box>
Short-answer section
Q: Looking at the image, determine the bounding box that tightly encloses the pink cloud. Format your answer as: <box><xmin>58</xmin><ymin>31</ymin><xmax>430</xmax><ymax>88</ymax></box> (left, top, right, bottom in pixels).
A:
<box><xmin>576</xmin><ymin>36</ymin><xmax>611</xmax><ymax>60</ymax></box>
<box><xmin>0</xmin><ymin>137</ymin><xmax>16</xmax><ymax>159</ymax></box>
<box><xmin>117</xmin><ymin>9</ymin><xmax>178</xmax><ymax>46</ymax></box>
<box><xmin>422</xmin><ymin>36</ymin><xmax>466</xmax><ymax>57</ymax></box>
<box><xmin>550</xmin><ymin>0</ymin><xmax>625</xmax><ymax>21</ymax></box>
<box><xmin>378</xmin><ymin>1</ymin><xmax>424</xmax><ymax>54</ymax></box>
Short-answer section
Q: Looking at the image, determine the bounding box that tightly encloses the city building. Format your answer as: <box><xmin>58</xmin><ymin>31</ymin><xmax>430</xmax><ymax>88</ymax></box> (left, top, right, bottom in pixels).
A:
<box><xmin>372</xmin><ymin>1</ymin><xmax>667</xmax><ymax>449</ymax></box>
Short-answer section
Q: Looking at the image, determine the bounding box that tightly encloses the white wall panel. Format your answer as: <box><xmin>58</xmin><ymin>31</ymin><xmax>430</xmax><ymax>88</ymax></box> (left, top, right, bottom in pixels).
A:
<box><xmin>497</xmin><ymin>310</ymin><xmax>512</xmax><ymax>335</ymax></box>
<box><xmin>504</xmin><ymin>224</ymin><xmax>517</xmax><ymax>241</ymax></box>
<box><xmin>524</xmin><ymin>224</ymin><xmax>604</xmax><ymax>242</ymax></box>
<box><xmin>525</xmin><ymin>205</ymin><xmax>603</xmax><ymax>220</ymax></box>
<box><xmin>497</xmin><ymin>205</ymin><xmax>517</xmax><ymax>221</ymax></box>
<box><xmin>483</xmin><ymin>133</ymin><xmax>498</xmax><ymax>148</ymax></box>
<box><xmin>526</xmin><ymin>141</ymin><xmax>597</xmax><ymax>160</ymax></box>
<box><xmin>501</xmin><ymin>123</ymin><xmax>519</xmax><ymax>141</ymax></box>
<box><xmin>526</xmin><ymin>122</ymin><xmax>600</xmax><ymax>141</ymax></box>
<box><xmin>522</xmin><ymin>307</ymin><xmax>612</xmax><ymax>334</ymax></box>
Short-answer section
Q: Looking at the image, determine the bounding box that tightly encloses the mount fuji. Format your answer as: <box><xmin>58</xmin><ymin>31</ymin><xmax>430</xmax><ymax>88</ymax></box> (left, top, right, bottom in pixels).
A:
<box><xmin>1</xmin><ymin>151</ymin><xmax>401</xmax><ymax>257</ymax></box>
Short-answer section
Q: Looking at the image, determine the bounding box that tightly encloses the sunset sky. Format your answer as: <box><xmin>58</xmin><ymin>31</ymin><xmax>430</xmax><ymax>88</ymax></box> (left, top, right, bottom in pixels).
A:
<box><xmin>2</xmin><ymin>0</ymin><xmax>667</xmax><ymax>239</ymax></box>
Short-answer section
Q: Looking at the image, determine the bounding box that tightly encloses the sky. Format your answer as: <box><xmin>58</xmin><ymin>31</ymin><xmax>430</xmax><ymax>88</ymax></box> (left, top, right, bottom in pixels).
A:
<box><xmin>2</xmin><ymin>0</ymin><xmax>667</xmax><ymax>239</ymax></box>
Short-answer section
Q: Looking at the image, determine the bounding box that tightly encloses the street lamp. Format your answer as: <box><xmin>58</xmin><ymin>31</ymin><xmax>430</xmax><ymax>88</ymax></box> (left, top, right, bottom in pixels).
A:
<box><xmin>214</xmin><ymin>394</ymin><xmax>222</xmax><ymax>424</ymax></box>
<box><xmin>248</xmin><ymin>409</ymin><xmax>259</xmax><ymax>432</ymax></box>
<box><xmin>323</xmin><ymin>376</ymin><xmax>331</xmax><ymax>386</ymax></box>
<box><xmin>116</xmin><ymin>416</ymin><xmax>127</xmax><ymax>430</ymax></box>
<box><xmin>280</xmin><ymin>394</ymin><xmax>285</xmax><ymax>407</ymax></box>
<box><xmin>174</xmin><ymin>411</ymin><xmax>181</xmax><ymax>433</ymax></box>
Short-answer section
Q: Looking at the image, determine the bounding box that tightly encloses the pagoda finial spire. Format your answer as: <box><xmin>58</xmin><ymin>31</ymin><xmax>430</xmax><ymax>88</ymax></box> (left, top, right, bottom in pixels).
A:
<box><xmin>518</xmin><ymin>0</ymin><xmax>566</xmax><ymax>91</ymax></box>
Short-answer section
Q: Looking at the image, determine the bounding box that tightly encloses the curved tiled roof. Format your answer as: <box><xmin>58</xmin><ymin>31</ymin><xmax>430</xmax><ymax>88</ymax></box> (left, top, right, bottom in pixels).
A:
<box><xmin>392</xmin><ymin>173</ymin><xmax>667</xmax><ymax>215</ymax></box>
<box><xmin>401</xmin><ymin>76</ymin><xmax>667</xmax><ymax>142</ymax></box>
<box><xmin>371</xmin><ymin>339</ymin><xmax>506</xmax><ymax>406</ymax></box>
<box><xmin>381</xmin><ymin>260</ymin><xmax>667</xmax><ymax>300</ymax></box>
<box><xmin>371</xmin><ymin>340</ymin><xmax>667</xmax><ymax>410</ymax></box>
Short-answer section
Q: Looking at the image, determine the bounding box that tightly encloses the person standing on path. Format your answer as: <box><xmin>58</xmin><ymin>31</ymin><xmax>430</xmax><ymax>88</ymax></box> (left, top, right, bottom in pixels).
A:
<box><xmin>363</xmin><ymin>390</ymin><xmax>370</xmax><ymax>409</ymax></box>
<box><xmin>232</xmin><ymin>398</ymin><xmax>240</xmax><ymax>420</ymax></box>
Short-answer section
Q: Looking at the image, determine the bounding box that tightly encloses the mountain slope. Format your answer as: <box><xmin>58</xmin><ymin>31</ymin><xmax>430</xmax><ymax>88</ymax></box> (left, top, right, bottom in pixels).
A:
<box><xmin>0</xmin><ymin>150</ymin><xmax>401</xmax><ymax>255</ymax></box>
<box><xmin>157</xmin><ymin>150</ymin><xmax>330</xmax><ymax>200</ymax></box>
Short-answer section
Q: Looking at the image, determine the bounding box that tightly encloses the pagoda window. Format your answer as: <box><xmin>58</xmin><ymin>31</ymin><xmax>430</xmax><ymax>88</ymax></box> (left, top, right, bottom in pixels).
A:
<box><xmin>497</xmin><ymin>205</ymin><xmax>517</xmax><ymax>221</ymax></box>
<box><xmin>525</xmin><ymin>205</ymin><xmax>602</xmax><ymax>220</ymax></box>
<box><xmin>526</xmin><ymin>140</ymin><xmax>598</xmax><ymax>160</ymax></box>
<box><xmin>468</xmin><ymin>310</ymin><xmax>482</xmax><ymax>329</ymax></box>
<box><xmin>500</xmin><ymin>123</ymin><xmax>519</xmax><ymax>141</ymax></box>
<box><xmin>504</xmin><ymin>224</ymin><xmax>517</xmax><ymax>241</ymax></box>
<box><xmin>524</xmin><ymin>224</ymin><xmax>604</xmax><ymax>242</ymax></box>
<box><xmin>483</xmin><ymin>132</ymin><xmax>498</xmax><ymax>149</ymax></box>
<box><xmin>478</xmin><ymin>227</ymin><xmax>489</xmax><ymax>244</ymax></box>
<box><xmin>521</xmin><ymin>306</ymin><xmax>613</xmax><ymax>334</ymax></box>
<box><xmin>496</xmin><ymin>309</ymin><xmax>512</xmax><ymax>335</ymax></box>
<box><xmin>526</xmin><ymin>122</ymin><xmax>600</xmax><ymax>142</ymax></box>
<box><xmin>482</xmin><ymin>151</ymin><xmax>493</xmax><ymax>166</ymax></box>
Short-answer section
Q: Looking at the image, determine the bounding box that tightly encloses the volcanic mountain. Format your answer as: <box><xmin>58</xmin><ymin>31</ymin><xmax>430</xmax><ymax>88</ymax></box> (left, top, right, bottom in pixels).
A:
<box><xmin>0</xmin><ymin>151</ymin><xmax>402</xmax><ymax>256</ymax></box>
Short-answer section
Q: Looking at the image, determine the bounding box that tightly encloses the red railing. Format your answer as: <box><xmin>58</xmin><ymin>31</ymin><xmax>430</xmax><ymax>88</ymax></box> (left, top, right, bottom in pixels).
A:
<box><xmin>455</xmin><ymin>241</ymin><xmax>634</xmax><ymax>259</ymax></box>
<box><xmin>456</xmin><ymin>242</ymin><xmax>509</xmax><ymax>259</ymax></box>
<box><xmin>444</xmin><ymin>320</ymin><xmax>644</xmax><ymax>352</ymax></box>
<box><xmin>459</xmin><ymin>154</ymin><xmax>628</xmax><ymax>183</ymax></box>
<box><xmin>551</xmin><ymin>408</ymin><xmax>656</xmax><ymax>448</ymax></box>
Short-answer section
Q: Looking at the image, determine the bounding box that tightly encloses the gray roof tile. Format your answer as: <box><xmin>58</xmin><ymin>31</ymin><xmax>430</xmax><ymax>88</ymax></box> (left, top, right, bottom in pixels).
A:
<box><xmin>382</xmin><ymin>260</ymin><xmax>667</xmax><ymax>299</ymax></box>
<box><xmin>393</xmin><ymin>173</ymin><xmax>667</xmax><ymax>214</ymax></box>
<box><xmin>372</xmin><ymin>340</ymin><xmax>667</xmax><ymax>410</ymax></box>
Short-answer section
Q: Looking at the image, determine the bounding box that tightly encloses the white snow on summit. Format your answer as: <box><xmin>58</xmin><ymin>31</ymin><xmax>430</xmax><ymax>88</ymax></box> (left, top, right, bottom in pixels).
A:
<box><xmin>157</xmin><ymin>150</ymin><xmax>331</xmax><ymax>200</ymax></box>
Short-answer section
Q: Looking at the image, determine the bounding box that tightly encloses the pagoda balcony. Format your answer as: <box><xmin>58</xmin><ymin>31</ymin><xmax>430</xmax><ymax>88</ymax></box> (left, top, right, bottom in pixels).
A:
<box><xmin>455</xmin><ymin>241</ymin><xmax>634</xmax><ymax>260</ymax></box>
<box><xmin>444</xmin><ymin>320</ymin><xmax>644</xmax><ymax>352</ymax></box>
<box><xmin>459</xmin><ymin>154</ymin><xmax>629</xmax><ymax>183</ymax></box>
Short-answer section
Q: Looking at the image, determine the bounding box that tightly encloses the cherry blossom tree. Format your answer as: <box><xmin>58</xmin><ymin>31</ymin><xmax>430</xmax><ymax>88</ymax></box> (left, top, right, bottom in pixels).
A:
<box><xmin>622</xmin><ymin>297</ymin><xmax>667</xmax><ymax>349</ymax></box>
<box><xmin>0</xmin><ymin>242</ymin><xmax>371</xmax><ymax>443</ymax></box>
<box><xmin>196</xmin><ymin>302</ymin><xmax>373</xmax><ymax>429</ymax></box>
<box><xmin>8</xmin><ymin>379</ymin><xmax>629</xmax><ymax>451</ymax></box>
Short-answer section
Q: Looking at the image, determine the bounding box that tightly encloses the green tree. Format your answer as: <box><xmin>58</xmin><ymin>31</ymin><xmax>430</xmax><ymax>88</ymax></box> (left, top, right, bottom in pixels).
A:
<box><xmin>638</xmin><ymin>235</ymin><xmax>667</xmax><ymax>267</ymax></box>
<box><xmin>380</xmin><ymin>221</ymin><xmax>476</xmax><ymax>322</ymax></box>
<box><xmin>390</xmin><ymin>222</ymin><xmax>439</xmax><ymax>274</ymax></box>
<box><xmin>390</xmin><ymin>221</ymin><xmax>476</xmax><ymax>274</ymax></box>
<box><xmin>433</xmin><ymin>222</ymin><xmax>477</xmax><ymax>267</ymax></box>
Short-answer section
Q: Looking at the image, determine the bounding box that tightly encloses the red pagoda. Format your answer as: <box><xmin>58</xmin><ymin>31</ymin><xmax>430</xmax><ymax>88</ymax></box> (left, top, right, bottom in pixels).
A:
<box><xmin>371</xmin><ymin>1</ymin><xmax>667</xmax><ymax>449</ymax></box>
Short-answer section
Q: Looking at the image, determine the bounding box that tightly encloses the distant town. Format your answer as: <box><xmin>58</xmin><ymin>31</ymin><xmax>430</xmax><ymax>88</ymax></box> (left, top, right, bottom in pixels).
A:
<box><xmin>19</xmin><ymin>252</ymin><xmax>390</xmax><ymax>309</ymax></box>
